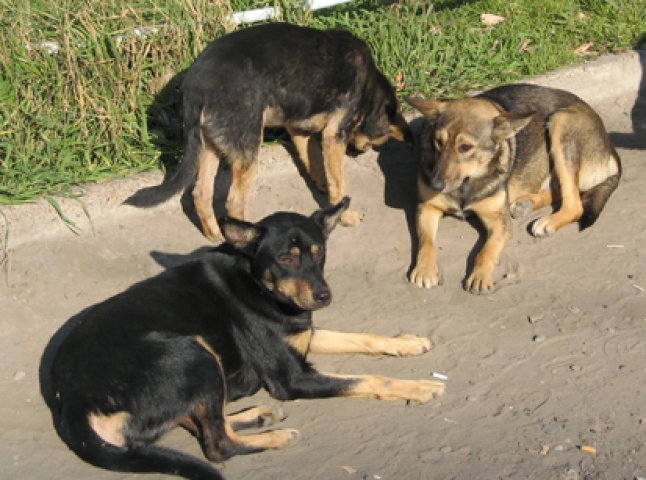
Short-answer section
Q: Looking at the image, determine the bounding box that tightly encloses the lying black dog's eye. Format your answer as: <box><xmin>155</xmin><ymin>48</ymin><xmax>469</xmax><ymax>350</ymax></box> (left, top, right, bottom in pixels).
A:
<box><xmin>311</xmin><ymin>245</ymin><xmax>325</xmax><ymax>259</ymax></box>
<box><xmin>458</xmin><ymin>144</ymin><xmax>473</xmax><ymax>153</ymax></box>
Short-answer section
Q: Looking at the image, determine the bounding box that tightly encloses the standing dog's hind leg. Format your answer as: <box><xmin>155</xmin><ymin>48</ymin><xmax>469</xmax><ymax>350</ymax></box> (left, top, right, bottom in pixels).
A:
<box><xmin>193</xmin><ymin>132</ymin><xmax>222</xmax><ymax>242</ymax></box>
<box><xmin>226</xmin><ymin>159</ymin><xmax>259</xmax><ymax>221</ymax></box>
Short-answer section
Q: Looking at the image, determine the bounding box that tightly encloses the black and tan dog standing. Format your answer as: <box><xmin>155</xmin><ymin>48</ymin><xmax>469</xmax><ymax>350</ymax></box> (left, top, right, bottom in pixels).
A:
<box><xmin>406</xmin><ymin>83</ymin><xmax>621</xmax><ymax>294</ymax></box>
<box><xmin>126</xmin><ymin>23</ymin><xmax>412</xmax><ymax>241</ymax></box>
<box><xmin>49</xmin><ymin>198</ymin><xmax>444</xmax><ymax>480</ymax></box>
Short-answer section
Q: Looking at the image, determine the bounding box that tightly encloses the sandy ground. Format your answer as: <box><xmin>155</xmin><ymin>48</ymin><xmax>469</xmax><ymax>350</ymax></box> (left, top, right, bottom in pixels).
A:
<box><xmin>1</xmin><ymin>53</ymin><xmax>645</xmax><ymax>480</ymax></box>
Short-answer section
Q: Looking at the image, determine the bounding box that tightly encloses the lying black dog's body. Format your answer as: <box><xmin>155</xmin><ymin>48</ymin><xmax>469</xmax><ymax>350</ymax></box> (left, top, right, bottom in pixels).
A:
<box><xmin>126</xmin><ymin>23</ymin><xmax>411</xmax><ymax>241</ymax></box>
<box><xmin>50</xmin><ymin>198</ymin><xmax>443</xmax><ymax>479</ymax></box>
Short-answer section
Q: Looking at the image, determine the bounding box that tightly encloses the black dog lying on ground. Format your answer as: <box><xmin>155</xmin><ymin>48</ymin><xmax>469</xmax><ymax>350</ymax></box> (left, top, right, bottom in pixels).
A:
<box><xmin>125</xmin><ymin>22</ymin><xmax>412</xmax><ymax>241</ymax></box>
<box><xmin>49</xmin><ymin>198</ymin><xmax>444</xmax><ymax>479</ymax></box>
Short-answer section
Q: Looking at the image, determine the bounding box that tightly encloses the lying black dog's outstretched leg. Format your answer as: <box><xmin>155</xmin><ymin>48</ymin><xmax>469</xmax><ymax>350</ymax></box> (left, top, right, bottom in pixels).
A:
<box><xmin>308</xmin><ymin>329</ymin><xmax>432</xmax><ymax>357</ymax></box>
<box><xmin>268</xmin><ymin>368</ymin><xmax>444</xmax><ymax>404</ymax></box>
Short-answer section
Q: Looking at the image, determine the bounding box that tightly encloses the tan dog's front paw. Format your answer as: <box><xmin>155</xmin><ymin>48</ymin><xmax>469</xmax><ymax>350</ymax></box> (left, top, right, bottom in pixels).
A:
<box><xmin>339</xmin><ymin>208</ymin><xmax>364</xmax><ymax>227</ymax></box>
<box><xmin>387</xmin><ymin>334</ymin><xmax>432</xmax><ymax>357</ymax></box>
<box><xmin>465</xmin><ymin>269</ymin><xmax>494</xmax><ymax>295</ymax></box>
<box><xmin>531</xmin><ymin>216</ymin><xmax>556</xmax><ymax>237</ymax></box>
<box><xmin>409</xmin><ymin>263</ymin><xmax>441</xmax><ymax>288</ymax></box>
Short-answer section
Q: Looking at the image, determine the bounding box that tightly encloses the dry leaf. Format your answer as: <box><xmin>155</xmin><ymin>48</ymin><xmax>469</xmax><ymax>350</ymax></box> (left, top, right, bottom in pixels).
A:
<box><xmin>480</xmin><ymin>13</ymin><xmax>506</xmax><ymax>26</ymax></box>
<box><xmin>395</xmin><ymin>70</ymin><xmax>405</xmax><ymax>91</ymax></box>
<box><xmin>431</xmin><ymin>24</ymin><xmax>443</xmax><ymax>35</ymax></box>
<box><xmin>576</xmin><ymin>12</ymin><xmax>588</xmax><ymax>21</ymax></box>
<box><xmin>519</xmin><ymin>38</ymin><xmax>532</xmax><ymax>53</ymax></box>
<box><xmin>574</xmin><ymin>42</ymin><xmax>594</xmax><ymax>55</ymax></box>
<box><xmin>341</xmin><ymin>465</ymin><xmax>357</xmax><ymax>475</ymax></box>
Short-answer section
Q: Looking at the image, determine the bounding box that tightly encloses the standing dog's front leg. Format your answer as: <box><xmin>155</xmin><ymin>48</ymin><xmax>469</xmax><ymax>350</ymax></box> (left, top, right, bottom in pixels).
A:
<box><xmin>321</xmin><ymin>122</ymin><xmax>362</xmax><ymax>227</ymax></box>
<box><xmin>466</xmin><ymin>191</ymin><xmax>512</xmax><ymax>294</ymax></box>
<box><xmin>309</xmin><ymin>329</ymin><xmax>432</xmax><ymax>357</ymax></box>
<box><xmin>287</xmin><ymin>128</ymin><xmax>327</xmax><ymax>192</ymax></box>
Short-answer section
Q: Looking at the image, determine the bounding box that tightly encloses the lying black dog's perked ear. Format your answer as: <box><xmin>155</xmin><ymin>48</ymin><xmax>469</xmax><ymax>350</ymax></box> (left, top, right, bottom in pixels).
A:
<box><xmin>311</xmin><ymin>197</ymin><xmax>351</xmax><ymax>238</ymax></box>
<box><xmin>220</xmin><ymin>217</ymin><xmax>266</xmax><ymax>255</ymax></box>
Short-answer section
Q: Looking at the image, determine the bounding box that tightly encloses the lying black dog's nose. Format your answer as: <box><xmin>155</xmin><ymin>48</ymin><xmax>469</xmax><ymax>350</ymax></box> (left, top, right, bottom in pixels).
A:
<box><xmin>314</xmin><ymin>290</ymin><xmax>331</xmax><ymax>304</ymax></box>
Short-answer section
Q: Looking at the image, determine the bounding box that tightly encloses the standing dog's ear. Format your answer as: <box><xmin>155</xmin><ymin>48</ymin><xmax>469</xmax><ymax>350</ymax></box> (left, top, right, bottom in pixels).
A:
<box><xmin>311</xmin><ymin>197</ymin><xmax>351</xmax><ymax>238</ymax></box>
<box><xmin>492</xmin><ymin>111</ymin><xmax>534</xmax><ymax>142</ymax></box>
<box><xmin>220</xmin><ymin>217</ymin><xmax>266</xmax><ymax>255</ymax></box>
<box><xmin>405</xmin><ymin>97</ymin><xmax>447</xmax><ymax>124</ymax></box>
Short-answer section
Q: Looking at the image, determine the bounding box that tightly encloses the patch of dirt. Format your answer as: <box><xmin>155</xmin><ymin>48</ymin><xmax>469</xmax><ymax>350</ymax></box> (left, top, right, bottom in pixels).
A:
<box><xmin>1</xmin><ymin>87</ymin><xmax>645</xmax><ymax>480</ymax></box>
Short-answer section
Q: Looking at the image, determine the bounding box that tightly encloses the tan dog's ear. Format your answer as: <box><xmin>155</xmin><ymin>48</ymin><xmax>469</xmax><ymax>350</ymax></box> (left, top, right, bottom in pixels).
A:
<box><xmin>492</xmin><ymin>111</ymin><xmax>534</xmax><ymax>142</ymax></box>
<box><xmin>405</xmin><ymin>97</ymin><xmax>447</xmax><ymax>123</ymax></box>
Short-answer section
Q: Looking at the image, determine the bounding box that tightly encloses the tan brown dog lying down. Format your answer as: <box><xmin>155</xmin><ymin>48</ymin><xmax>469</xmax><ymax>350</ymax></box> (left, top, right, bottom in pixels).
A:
<box><xmin>407</xmin><ymin>83</ymin><xmax>621</xmax><ymax>295</ymax></box>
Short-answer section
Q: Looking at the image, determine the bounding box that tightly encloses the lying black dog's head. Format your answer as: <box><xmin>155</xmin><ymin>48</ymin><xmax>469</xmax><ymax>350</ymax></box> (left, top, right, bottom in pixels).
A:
<box><xmin>219</xmin><ymin>197</ymin><xmax>350</xmax><ymax>311</ymax></box>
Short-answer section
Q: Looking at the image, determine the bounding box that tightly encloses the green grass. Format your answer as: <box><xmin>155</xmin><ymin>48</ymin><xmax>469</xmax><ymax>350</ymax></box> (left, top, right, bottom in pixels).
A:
<box><xmin>1</xmin><ymin>0</ymin><xmax>644</xmax><ymax>204</ymax></box>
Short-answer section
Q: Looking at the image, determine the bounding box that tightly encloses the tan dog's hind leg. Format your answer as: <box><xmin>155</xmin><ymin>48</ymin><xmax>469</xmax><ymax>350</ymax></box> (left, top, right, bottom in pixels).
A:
<box><xmin>532</xmin><ymin>112</ymin><xmax>584</xmax><ymax>237</ymax></box>
<box><xmin>510</xmin><ymin>189</ymin><xmax>554</xmax><ymax>219</ymax></box>
<box><xmin>466</xmin><ymin>191</ymin><xmax>512</xmax><ymax>294</ymax></box>
<box><xmin>409</xmin><ymin>200</ymin><xmax>443</xmax><ymax>288</ymax></box>
<box><xmin>193</xmin><ymin>134</ymin><xmax>222</xmax><ymax>242</ymax></box>
<box><xmin>287</xmin><ymin>128</ymin><xmax>327</xmax><ymax>192</ymax></box>
<box><xmin>226</xmin><ymin>160</ymin><xmax>259</xmax><ymax>221</ymax></box>
<box><xmin>326</xmin><ymin>373</ymin><xmax>445</xmax><ymax>403</ymax></box>
<box><xmin>309</xmin><ymin>329</ymin><xmax>432</xmax><ymax>357</ymax></box>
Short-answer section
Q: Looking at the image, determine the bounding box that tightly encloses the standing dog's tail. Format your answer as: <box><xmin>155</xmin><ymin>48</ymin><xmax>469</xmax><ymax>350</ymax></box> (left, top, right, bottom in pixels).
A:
<box><xmin>57</xmin><ymin>407</ymin><xmax>224</xmax><ymax>480</ymax></box>
<box><xmin>124</xmin><ymin>126</ymin><xmax>202</xmax><ymax>208</ymax></box>
<box><xmin>579</xmin><ymin>152</ymin><xmax>622</xmax><ymax>230</ymax></box>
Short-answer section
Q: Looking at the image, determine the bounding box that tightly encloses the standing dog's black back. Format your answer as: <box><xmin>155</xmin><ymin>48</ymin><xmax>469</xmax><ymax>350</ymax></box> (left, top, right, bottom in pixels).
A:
<box><xmin>125</xmin><ymin>23</ymin><xmax>411</xmax><ymax>241</ymax></box>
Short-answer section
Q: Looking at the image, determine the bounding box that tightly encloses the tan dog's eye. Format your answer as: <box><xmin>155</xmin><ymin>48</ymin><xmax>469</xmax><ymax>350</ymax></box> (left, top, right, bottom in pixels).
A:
<box><xmin>458</xmin><ymin>144</ymin><xmax>473</xmax><ymax>153</ymax></box>
<box><xmin>434</xmin><ymin>139</ymin><xmax>442</xmax><ymax>150</ymax></box>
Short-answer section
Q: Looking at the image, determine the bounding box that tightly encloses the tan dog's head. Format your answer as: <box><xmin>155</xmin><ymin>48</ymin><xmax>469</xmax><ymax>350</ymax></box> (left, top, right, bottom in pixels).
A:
<box><xmin>406</xmin><ymin>96</ymin><xmax>533</xmax><ymax>193</ymax></box>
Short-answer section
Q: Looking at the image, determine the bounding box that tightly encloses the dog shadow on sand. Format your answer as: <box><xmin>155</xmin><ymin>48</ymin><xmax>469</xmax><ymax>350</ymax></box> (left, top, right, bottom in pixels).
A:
<box><xmin>610</xmin><ymin>39</ymin><xmax>646</xmax><ymax>150</ymax></box>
